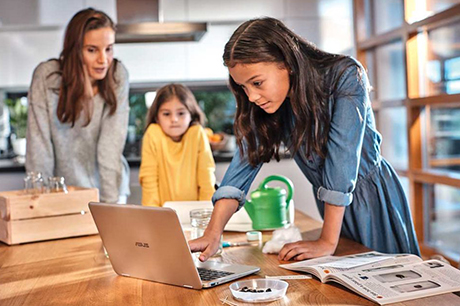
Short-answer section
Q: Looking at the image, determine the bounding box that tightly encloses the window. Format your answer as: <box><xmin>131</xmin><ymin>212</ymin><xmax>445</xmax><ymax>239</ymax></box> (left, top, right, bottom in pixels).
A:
<box><xmin>379</xmin><ymin>107</ymin><xmax>408</xmax><ymax>170</ymax></box>
<box><xmin>374</xmin><ymin>41</ymin><xmax>406</xmax><ymax>101</ymax></box>
<box><xmin>425</xmin><ymin>183</ymin><xmax>460</xmax><ymax>261</ymax></box>
<box><xmin>124</xmin><ymin>86</ymin><xmax>236</xmax><ymax>158</ymax></box>
<box><xmin>424</xmin><ymin>104</ymin><xmax>460</xmax><ymax>173</ymax></box>
<box><xmin>416</xmin><ymin>22</ymin><xmax>460</xmax><ymax>97</ymax></box>
<box><xmin>354</xmin><ymin>1</ymin><xmax>460</xmax><ymax>262</ymax></box>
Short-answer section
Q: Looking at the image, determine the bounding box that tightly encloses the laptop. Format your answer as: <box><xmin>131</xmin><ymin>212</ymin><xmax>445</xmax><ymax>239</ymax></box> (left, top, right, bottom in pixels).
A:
<box><xmin>88</xmin><ymin>202</ymin><xmax>260</xmax><ymax>289</ymax></box>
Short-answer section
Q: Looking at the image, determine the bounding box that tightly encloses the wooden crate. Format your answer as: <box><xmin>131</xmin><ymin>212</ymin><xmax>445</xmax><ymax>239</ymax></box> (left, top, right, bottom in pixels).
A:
<box><xmin>0</xmin><ymin>186</ymin><xmax>99</xmax><ymax>245</ymax></box>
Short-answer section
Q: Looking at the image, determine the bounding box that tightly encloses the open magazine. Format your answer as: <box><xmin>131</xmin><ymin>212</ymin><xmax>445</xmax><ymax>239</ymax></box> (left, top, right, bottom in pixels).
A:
<box><xmin>280</xmin><ymin>251</ymin><xmax>460</xmax><ymax>305</ymax></box>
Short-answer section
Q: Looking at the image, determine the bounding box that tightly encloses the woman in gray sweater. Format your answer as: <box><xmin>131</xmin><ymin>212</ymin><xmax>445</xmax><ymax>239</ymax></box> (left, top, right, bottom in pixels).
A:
<box><xmin>26</xmin><ymin>8</ymin><xmax>130</xmax><ymax>203</ymax></box>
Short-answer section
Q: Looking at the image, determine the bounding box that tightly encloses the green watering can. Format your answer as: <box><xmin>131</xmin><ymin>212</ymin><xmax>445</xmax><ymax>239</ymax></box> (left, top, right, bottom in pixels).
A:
<box><xmin>244</xmin><ymin>175</ymin><xmax>294</xmax><ymax>230</ymax></box>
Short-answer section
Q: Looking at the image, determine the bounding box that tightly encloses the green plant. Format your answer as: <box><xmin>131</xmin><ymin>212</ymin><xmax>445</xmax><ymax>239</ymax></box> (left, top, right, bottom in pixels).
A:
<box><xmin>5</xmin><ymin>98</ymin><xmax>28</xmax><ymax>139</ymax></box>
<box><xmin>128</xmin><ymin>93</ymin><xmax>148</xmax><ymax>138</ymax></box>
<box><xmin>194</xmin><ymin>90</ymin><xmax>236</xmax><ymax>134</ymax></box>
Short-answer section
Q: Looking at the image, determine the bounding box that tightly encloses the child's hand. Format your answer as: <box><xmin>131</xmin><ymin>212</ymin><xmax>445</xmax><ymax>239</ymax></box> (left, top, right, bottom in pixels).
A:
<box><xmin>277</xmin><ymin>238</ymin><xmax>337</xmax><ymax>261</ymax></box>
<box><xmin>188</xmin><ymin>234</ymin><xmax>221</xmax><ymax>262</ymax></box>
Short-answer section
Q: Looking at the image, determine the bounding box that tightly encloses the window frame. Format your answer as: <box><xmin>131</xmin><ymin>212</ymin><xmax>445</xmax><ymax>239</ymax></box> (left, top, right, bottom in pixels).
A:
<box><xmin>353</xmin><ymin>0</ymin><xmax>460</xmax><ymax>263</ymax></box>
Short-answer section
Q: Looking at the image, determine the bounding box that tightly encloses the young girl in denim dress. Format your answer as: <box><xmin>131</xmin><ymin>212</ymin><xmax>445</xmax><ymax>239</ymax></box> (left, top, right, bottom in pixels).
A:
<box><xmin>189</xmin><ymin>17</ymin><xmax>420</xmax><ymax>262</ymax></box>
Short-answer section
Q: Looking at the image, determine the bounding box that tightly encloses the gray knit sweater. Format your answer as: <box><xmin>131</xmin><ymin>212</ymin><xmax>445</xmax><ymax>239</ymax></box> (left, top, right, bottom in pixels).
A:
<box><xmin>25</xmin><ymin>60</ymin><xmax>130</xmax><ymax>203</ymax></box>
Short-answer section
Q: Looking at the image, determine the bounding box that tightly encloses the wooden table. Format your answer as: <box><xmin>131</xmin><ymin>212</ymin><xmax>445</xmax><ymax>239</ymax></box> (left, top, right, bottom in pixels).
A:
<box><xmin>1</xmin><ymin>210</ymin><xmax>459</xmax><ymax>306</ymax></box>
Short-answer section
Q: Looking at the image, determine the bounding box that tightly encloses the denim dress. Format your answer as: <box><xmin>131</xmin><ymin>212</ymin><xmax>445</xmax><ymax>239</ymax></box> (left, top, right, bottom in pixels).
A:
<box><xmin>213</xmin><ymin>58</ymin><xmax>421</xmax><ymax>255</ymax></box>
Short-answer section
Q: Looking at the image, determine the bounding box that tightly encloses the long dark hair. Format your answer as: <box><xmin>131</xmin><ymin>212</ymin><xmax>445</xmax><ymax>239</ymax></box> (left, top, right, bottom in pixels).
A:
<box><xmin>57</xmin><ymin>7</ymin><xmax>119</xmax><ymax>127</ymax></box>
<box><xmin>223</xmin><ymin>17</ymin><xmax>348</xmax><ymax>166</ymax></box>
<box><xmin>145</xmin><ymin>84</ymin><xmax>206</xmax><ymax>131</ymax></box>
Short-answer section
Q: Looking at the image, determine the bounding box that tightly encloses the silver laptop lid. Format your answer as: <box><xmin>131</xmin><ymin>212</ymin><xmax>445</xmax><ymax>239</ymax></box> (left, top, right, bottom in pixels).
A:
<box><xmin>89</xmin><ymin>202</ymin><xmax>203</xmax><ymax>289</ymax></box>
<box><xmin>89</xmin><ymin>202</ymin><xmax>260</xmax><ymax>289</ymax></box>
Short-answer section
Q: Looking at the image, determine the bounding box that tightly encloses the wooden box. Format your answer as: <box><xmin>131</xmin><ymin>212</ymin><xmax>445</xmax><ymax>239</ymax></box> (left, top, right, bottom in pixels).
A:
<box><xmin>0</xmin><ymin>186</ymin><xmax>99</xmax><ymax>245</ymax></box>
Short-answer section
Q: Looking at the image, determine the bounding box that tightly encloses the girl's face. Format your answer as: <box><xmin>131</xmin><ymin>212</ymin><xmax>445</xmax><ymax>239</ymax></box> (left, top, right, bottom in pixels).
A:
<box><xmin>157</xmin><ymin>97</ymin><xmax>192</xmax><ymax>142</ymax></box>
<box><xmin>229</xmin><ymin>62</ymin><xmax>290</xmax><ymax>114</ymax></box>
<box><xmin>82</xmin><ymin>27</ymin><xmax>115</xmax><ymax>84</ymax></box>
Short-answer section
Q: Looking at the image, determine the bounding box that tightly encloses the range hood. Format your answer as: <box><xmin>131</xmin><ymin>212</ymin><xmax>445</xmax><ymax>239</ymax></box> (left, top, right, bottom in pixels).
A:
<box><xmin>115</xmin><ymin>0</ymin><xmax>207</xmax><ymax>43</ymax></box>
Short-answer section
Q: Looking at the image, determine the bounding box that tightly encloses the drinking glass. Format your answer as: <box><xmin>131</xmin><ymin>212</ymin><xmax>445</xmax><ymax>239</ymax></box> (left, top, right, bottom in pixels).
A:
<box><xmin>190</xmin><ymin>208</ymin><xmax>222</xmax><ymax>256</ymax></box>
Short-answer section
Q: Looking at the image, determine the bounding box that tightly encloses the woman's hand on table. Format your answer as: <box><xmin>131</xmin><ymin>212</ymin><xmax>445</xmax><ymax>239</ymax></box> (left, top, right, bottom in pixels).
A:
<box><xmin>277</xmin><ymin>238</ymin><xmax>337</xmax><ymax>261</ymax></box>
<box><xmin>189</xmin><ymin>234</ymin><xmax>221</xmax><ymax>262</ymax></box>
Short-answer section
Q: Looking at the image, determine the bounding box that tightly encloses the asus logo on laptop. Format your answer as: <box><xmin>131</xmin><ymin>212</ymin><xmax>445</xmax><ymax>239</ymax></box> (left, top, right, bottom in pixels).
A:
<box><xmin>135</xmin><ymin>242</ymin><xmax>150</xmax><ymax>248</ymax></box>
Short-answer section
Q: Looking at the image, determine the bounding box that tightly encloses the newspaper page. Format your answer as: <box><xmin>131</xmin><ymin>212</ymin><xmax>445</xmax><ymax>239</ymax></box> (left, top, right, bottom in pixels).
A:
<box><xmin>280</xmin><ymin>252</ymin><xmax>420</xmax><ymax>280</ymax></box>
<box><xmin>332</xmin><ymin>259</ymin><xmax>460</xmax><ymax>305</ymax></box>
<box><xmin>280</xmin><ymin>252</ymin><xmax>460</xmax><ymax>305</ymax></box>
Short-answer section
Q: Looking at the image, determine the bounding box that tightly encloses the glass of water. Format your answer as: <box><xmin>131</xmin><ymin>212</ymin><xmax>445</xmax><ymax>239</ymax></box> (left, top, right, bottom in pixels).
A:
<box><xmin>189</xmin><ymin>208</ymin><xmax>222</xmax><ymax>256</ymax></box>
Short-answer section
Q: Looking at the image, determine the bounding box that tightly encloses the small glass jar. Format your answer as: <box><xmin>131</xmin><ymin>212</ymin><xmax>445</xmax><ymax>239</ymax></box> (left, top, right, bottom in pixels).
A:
<box><xmin>24</xmin><ymin>171</ymin><xmax>45</xmax><ymax>194</ymax></box>
<box><xmin>47</xmin><ymin>176</ymin><xmax>68</xmax><ymax>193</ymax></box>
<box><xmin>190</xmin><ymin>208</ymin><xmax>222</xmax><ymax>256</ymax></box>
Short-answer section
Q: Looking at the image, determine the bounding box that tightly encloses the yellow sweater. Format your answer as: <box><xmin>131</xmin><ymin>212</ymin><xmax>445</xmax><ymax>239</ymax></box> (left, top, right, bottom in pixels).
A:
<box><xmin>139</xmin><ymin>124</ymin><xmax>216</xmax><ymax>206</ymax></box>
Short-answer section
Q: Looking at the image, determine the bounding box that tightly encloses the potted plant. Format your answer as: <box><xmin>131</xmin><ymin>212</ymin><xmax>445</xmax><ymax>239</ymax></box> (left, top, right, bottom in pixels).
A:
<box><xmin>5</xmin><ymin>97</ymin><xmax>28</xmax><ymax>157</ymax></box>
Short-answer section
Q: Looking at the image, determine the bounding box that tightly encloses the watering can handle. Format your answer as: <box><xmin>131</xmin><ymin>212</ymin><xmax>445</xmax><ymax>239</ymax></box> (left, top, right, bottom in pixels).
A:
<box><xmin>258</xmin><ymin>175</ymin><xmax>294</xmax><ymax>208</ymax></box>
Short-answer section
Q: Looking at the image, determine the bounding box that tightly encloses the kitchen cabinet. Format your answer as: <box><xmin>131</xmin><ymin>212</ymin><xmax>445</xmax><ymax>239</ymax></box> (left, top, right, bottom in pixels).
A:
<box><xmin>0</xmin><ymin>0</ymin><xmax>353</xmax><ymax>88</ymax></box>
<box><xmin>115</xmin><ymin>23</ymin><xmax>234</xmax><ymax>83</ymax></box>
<box><xmin>186</xmin><ymin>0</ymin><xmax>284</xmax><ymax>22</ymax></box>
<box><xmin>0</xmin><ymin>31</ymin><xmax>63</xmax><ymax>88</ymax></box>
<box><xmin>0</xmin><ymin>0</ymin><xmax>115</xmax><ymax>27</ymax></box>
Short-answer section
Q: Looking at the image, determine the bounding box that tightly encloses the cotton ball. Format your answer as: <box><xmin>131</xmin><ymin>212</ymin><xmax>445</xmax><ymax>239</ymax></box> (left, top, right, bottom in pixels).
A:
<box><xmin>262</xmin><ymin>226</ymin><xmax>302</xmax><ymax>254</ymax></box>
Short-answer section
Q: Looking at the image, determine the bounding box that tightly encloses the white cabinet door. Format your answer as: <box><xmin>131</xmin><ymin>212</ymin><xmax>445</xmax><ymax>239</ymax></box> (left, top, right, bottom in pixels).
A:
<box><xmin>0</xmin><ymin>31</ymin><xmax>63</xmax><ymax>88</ymax></box>
<box><xmin>38</xmin><ymin>0</ymin><xmax>86</xmax><ymax>26</ymax></box>
<box><xmin>115</xmin><ymin>42</ymin><xmax>188</xmax><ymax>82</ymax></box>
<box><xmin>185</xmin><ymin>24</ymin><xmax>235</xmax><ymax>81</ymax></box>
<box><xmin>163</xmin><ymin>0</ymin><xmax>187</xmax><ymax>22</ymax></box>
<box><xmin>38</xmin><ymin>0</ymin><xmax>116</xmax><ymax>25</ymax></box>
<box><xmin>187</xmin><ymin>0</ymin><xmax>284</xmax><ymax>22</ymax></box>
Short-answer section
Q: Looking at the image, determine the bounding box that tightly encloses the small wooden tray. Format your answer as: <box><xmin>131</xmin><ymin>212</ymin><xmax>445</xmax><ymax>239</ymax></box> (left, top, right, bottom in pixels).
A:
<box><xmin>0</xmin><ymin>186</ymin><xmax>99</xmax><ymax>245</ymax></box>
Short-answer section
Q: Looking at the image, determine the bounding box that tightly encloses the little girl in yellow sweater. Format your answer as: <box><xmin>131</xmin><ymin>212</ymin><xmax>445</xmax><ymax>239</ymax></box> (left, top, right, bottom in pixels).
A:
<box><xmin>139</xmin><ymin>84</ymin><xmax>216</xmax><ymax>206</ymax></box>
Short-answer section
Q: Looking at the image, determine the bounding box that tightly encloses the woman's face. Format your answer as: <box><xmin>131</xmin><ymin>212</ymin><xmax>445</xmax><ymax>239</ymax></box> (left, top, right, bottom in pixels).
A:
<box><xmin>157</xmin><ymin>97</ymin><xmax>192</xmax><ymax>142</ymax></box>
<box><xmin>229</xmin><ymin>62</ymin><xmax>290</xmax><ymax>114</ymax></box>
<box><xmin>82</xmin><ymin>27</ymin><xmax>115</xmax><ymax>84</ymax></box>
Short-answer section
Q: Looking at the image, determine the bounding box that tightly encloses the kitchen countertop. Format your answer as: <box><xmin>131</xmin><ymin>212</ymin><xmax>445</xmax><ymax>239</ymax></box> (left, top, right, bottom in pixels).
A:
<box><xmin>0</xmin><ymin>150</ymin><xmax>294</xmax><ymax>173</ymax></box>
<box><xmin>0</xmin><ymin>152</ymin><xmax>237</xmax><ymax>173</ymax></box>
<box><xmin>0</xmin><ymin>158</ymin><xmax>24</xmax><ymax>172</ymax></box>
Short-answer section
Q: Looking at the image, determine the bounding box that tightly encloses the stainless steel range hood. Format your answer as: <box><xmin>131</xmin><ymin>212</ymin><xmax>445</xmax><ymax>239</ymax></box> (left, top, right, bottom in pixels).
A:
<box><xmin>115</xmin><ymin>0</ymin><xmax>207</xmax><ymax>43</ymax></box>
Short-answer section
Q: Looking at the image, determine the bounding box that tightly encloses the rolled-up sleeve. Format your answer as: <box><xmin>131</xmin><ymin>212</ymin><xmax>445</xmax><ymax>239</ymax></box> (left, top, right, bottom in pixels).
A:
<box><xmin>212</xmin><ymin>146</ymin><xmax>262</xmax><ymax>211</ymax></box>
<box><xmin>318</xmin><ymin>64</ymin><xmax>370</xmax><ymax>206</ymax></box>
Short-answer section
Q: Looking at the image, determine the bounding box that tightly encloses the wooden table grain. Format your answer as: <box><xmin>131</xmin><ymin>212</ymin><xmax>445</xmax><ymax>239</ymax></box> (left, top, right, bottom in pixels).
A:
<box><xmin>1</xmin><ymin>210</ymin><xmax>459</xmax><ymax>306</ymax></box>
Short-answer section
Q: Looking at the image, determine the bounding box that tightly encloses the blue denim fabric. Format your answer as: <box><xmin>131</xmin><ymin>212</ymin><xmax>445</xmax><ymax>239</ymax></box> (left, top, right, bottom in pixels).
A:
<box><xmin>212</xmin><ymin>147</ymin><xmax>262</xmax><ymax>211</ymax></box>
<box><xmin>214</xmin><ymin>57</ymin><xmax>420</xmax><ymax>255</ymax></box>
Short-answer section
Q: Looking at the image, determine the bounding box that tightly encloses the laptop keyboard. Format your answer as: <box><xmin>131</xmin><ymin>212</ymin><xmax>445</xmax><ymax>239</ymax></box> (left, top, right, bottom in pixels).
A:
<box><xmin>197</xmin><ymin>267</ymin><xmax>234</xmax><ymax>281</ymax></box>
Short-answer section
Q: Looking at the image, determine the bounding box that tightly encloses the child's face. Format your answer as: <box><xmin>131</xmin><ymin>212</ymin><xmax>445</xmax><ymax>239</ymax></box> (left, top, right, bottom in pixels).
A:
<box><xmin>157</xmin><ymin>97</ymin><xmax>192</xmax><ymax>142</ymax></box>
<box><xmin>82</xmin><ymin>27</ymin><xmax>115</xmax><ymax>84</ymax></box>
<box><xmin>229</xmin><ymin>62</ymin><xmax>290</xmax><ymax>114</ymax></box>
